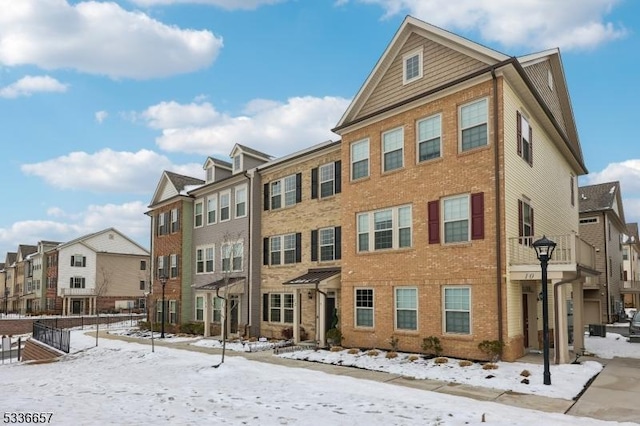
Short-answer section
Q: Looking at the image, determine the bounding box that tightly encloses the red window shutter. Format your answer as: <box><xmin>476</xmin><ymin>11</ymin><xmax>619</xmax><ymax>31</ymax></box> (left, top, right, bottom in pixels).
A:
<box><xmin>471</xmin><ymin>192</ymin><xmax>484</xmax><ymax>240</ymax></box>
<box><xmin>516</xmin><ymin>111</ymin><xmax>522</xmax><ymax>156</ymax></box>
<box><xmin>528</xmin><ymin>123</ymin><xmax>533</xmax><ymax>166</ymax></box>
<box><xmin>428</xmin><ymin>200</ymin><xmax>440</xmax><ymax>244</ymax></box>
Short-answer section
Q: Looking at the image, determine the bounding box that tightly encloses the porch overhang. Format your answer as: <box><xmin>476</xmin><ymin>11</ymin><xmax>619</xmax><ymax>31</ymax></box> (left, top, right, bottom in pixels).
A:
<box><xmin>283</xmin><ymin>267</ymin><xmax>341</xmax><ymax>290</ymax></box>
<box><xmin>509</xmin><ymin>264</ymin><xmax>600</xmax><ymax>282</ymax></box>
<box><xmin>195</xmin><ymin>276</ymin><xmax>245</xmax><ymax>294</ymax></box>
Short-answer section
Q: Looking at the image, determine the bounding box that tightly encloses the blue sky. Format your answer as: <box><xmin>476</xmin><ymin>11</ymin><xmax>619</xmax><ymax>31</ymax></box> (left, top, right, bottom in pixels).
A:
<box><xmin>0</xmin><ymin>0</ymin><xmax>638</xmax><ymax>256</ymax></box>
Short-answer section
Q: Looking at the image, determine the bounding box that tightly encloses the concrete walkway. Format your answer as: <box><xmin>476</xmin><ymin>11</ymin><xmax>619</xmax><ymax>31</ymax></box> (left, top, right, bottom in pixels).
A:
<box><xmin>97</xmin><ymin>333</ymin><xmax>639</xmax><ymax>423</ymax></box>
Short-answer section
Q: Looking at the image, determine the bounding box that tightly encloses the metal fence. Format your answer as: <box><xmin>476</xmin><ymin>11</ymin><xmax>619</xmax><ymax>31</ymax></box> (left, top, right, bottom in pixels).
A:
<box><xmin>32</xmin><ymin>321</ymin><xmax>70</xmax><ymax>353</ymax></box>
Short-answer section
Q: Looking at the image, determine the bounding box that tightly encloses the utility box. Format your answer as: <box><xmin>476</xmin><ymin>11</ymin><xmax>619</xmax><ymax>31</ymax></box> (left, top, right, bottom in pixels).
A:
<box><xmin>588</xmin><ymin>324</ymin><xmax>607</xmax><ymax>337</ymax></box>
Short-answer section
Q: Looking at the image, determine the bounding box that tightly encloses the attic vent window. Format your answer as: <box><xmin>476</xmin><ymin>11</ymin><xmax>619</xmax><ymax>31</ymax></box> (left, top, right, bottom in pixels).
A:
<box><xmin>402</xmin><ymin>47</ymin><xmax>423</xmax><ymax>85</ymax></box>
<box><xmin>109</xmin><ymin>234</ymin><xmax>114</xmax><ymax>240</ymax></box>
<box><xmin>233</xmin><ymin>155</ymin><xmax>241</xmax><ymax>173</ymax></box>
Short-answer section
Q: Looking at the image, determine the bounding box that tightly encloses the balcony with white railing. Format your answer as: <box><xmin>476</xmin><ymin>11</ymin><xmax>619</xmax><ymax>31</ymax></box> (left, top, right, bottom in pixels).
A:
<box><xmin>508</xmin><ymin>233</ymin><xmax>596</xmax><ymax>271</ymax></box>
<box><xmin>59</xmin><ymin>288</ymin><xmax>96</xmax><ymax>297</ymax></box>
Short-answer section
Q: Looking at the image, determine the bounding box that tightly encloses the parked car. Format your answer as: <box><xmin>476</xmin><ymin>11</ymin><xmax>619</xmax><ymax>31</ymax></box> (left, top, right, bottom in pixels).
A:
<box><xmin>630</xmin><ymin>311</ymin><xmax>640</xmax><ymax>340</ymax></box>
<box><xmin>625</xmin><ymin>308</ymin><xmax>638</xmax><ymax>321</ymax></box>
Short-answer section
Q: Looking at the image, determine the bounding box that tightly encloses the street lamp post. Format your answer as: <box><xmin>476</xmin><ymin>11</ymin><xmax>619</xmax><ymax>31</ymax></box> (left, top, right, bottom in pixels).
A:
<box><xmin>4</xmin><ymin>287</ymin><xmax>9</xmax><ymax>315</ymax></box>
<box><xmin>160</xmin><ymin>274</ymin><xmax>167</xmax><ymax>338</ymax></box>
<box><xmin>532</xmin><ymin>235</ymin><xmax>556</xmax><ymax>386</ymax></box>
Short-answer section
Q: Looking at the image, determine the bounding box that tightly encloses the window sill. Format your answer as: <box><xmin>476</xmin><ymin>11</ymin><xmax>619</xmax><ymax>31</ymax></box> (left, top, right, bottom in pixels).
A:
<box><xmin>417</xmin><ymin>156</ymin><xmax>443</xmax><ymax>166</ymax></box>
<box><xmin>350</xmin><ymin>175</ymin><xmax>371</xmax><ymax>184</ymax></box>
<box><xmin>458</xmin><ymin>144</ymin><xmax>491</xmax><ymax>157</ymax></box>
<box><xmin>357</xmin><ymin>247</ymin><xmax>414</xmax><ymax>255</ymax></box>
<box><xmin>380</xmin><ymin>167</ymin><xmax>405</xmax><ymax>177</ymax></box>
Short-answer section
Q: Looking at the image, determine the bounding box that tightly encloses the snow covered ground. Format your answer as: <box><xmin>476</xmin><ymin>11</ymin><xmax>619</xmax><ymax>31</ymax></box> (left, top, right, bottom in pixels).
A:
<box><xmin>1</xmin><ymin>327</ymin><xmax>638</xmax><ymax>425</ymax></box>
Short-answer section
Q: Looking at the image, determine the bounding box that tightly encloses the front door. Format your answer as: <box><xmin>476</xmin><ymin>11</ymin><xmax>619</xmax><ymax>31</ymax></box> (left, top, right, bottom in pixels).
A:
<box><xmin>325</xmin><ymin>294</ymin><xmax>336</xmax><ymax>332</ymax></box>
<box><xmin>72</xmin><ymin>300</ymin><xmax>82</xmax><ymax>315</ymax></box>
<box><xmin>229</xmin><ymin>295</ymin><xmax>239</xmax><ymax>334</ymax></box>
<box><xmin>522</xmin><ymin>294</ymin><xmax>529</xmax><ymax>348</ymax></box>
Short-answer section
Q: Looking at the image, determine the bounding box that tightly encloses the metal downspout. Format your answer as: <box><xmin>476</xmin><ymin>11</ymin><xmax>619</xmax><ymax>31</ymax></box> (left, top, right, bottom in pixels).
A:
<box><xmin>243</xmin><ymin>170</ymin><xmax>253</xmax><ymax>334</ymax></box>
<box><xmin>552</xmin><ymin>268</ymin><xmax>583</xmax><ymax>364</ymax></box>
<box><xmin>491</xmin><ymin>68</ymin><xmax>504</xmax><ymax>343</ymax></box>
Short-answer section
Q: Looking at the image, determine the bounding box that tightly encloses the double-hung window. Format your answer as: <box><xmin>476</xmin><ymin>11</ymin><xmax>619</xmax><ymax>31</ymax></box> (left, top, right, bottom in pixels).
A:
<box><xmin>382</xmin><ymin>128</ymin><xmax>403</xmax><ymax>172</ymax></box>
<box><xmin>517</xmin><ymin>112</ymin><xmax>532</xmax><ymax>165</ymax></box>
<box><xmin>194</xmin><ymin>200</ymin><xmax>204</xmax><ymax>227</ymax></box>
<box><xmin>207</xmin><ymin>196</ymin><xmax>217</xmax><ymax>225</ymax></box>
<box><xmin>270</xmin><ymin>175</ymin><xmax>297</xmax><ymax>209</ymax></box>
<box><xmin>395</xmin><ymin>287</ymin><xmax>417</xmax><ymax>330</ymax></box>
<box><xmin>235</xmin><ymin>186</ymin><xmax>247</xmax><ymax>218</ymax></box>
<box><xmin>264</xmin><ymin>293</ymin><xmax>294</xmax><ymax>323</ymax></box>
<box><xmin>270</xmin><ymin>234</ymin><xmax>296</xmax><ymax>265</ymax></box>
<box><xmin>170</xmin><ymin>208</ymin><xmax>179</xmax><ymax>232</ymax></box>
<box><xmin>158</xmin><ymin>213</ymin><xmax>166</xmax><ymax>235</ymax></box>
<box><xmin>319</xmin><ymin>163</ymin><xmax>335</xmax><ymax>198</ymax></box>
<box><xmin>71</xmin><ymin>277</ymin><xmax>85</xmax><ymax>289</ymax></box>
<box><xmin>443</xmin><ymin>195</ymin><xmax>469</xmax><ymax>243</ymax></box>
<box><xmin>417</xmin><ymin>114</ymin><xmax>441</xmax><ymax>162</ymax></box>
<box><xmin>170</xmin><ymin>254</ymin><xmax>178</xmax><ymax>278</ymax></box>
<box><xmin>351</xmin><ymin>139</ymin><xmax>369</xmax><ymax>180</ymax></box>
<box><xmin>460</xmin><ymin>98</ymin><xmax>488</xmax><ymax>151</ymax></box>
<box><xmin>444</xmin><ymin>287</ymin><xmax>471</xmax><ymax>334</ymax></box>
<box><xmin>518</xmin><ymin>199</ymin><xmax>534</xmax><ymax>245</ymax></box>
<box><xmin>319</xmin><ymin>228</ymin><xmax>335</xmax><ymax>261</ymax></box>
<box><xmin>220</xmin><ymin>191</ymin><xmax>230</xmax><ymax>221</ymax></box>
<box><xmin>357</xmin><ymin>205</ymin><xmax>412</xmax><ymax>252</ymax></box>
<box><xmin>222</xmin><ymin>242</ymin><xmax>243</xmax><ymax>272</ymax></box>
<box><xmin>196</xmin><ymin>246</ymin><xmax>214</xmax><ymax>273</ymax></box>
<box><xmin>212</xmin><ymin>297</ymin><xmax>223</xmax><ymax>322</ymax></box>
<box><xmin>195</xmin><ymin>296</ymin><xmax>204</xmax><ymax>321</ymax></box>
<box><xmin>355</xmin><ymin>288</ymin><xmax>374</xmax><ymax>327</ymax></box>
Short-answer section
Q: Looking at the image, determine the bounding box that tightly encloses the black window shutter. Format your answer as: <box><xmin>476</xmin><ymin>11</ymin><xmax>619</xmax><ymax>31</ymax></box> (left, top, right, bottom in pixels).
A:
<box><xmin>335</xmin><ymin>226</ymin><xmax>342</xmax><ymax>259</ymax></box>
<box><xmin>295</xmin><ymin>173</ymin><xmax>302</xmax><ymax>203</ymax></box>
<box><xmin>516</xmin><ymin>111</ymin><xmax>522</xmax><ymax>156</ymax></box>
<box><xmin>176</xmin><ymin>255</ymin><xmax>180</xmax><ymax>276</ymax></box>
<box><xmin>295</xmin><ymin>232</ymin><xmax>302</xmax><ymax>263</ymax></box>
<box><xmin>262</xmin><ymin>294</ymin><xmax>269</xmax><ymax>322</ymax></box>
<box><xmin>518</xmin><ymin>200</ymin><xmax>524</xmax><ymax>240</ymax></box>
<box><xmin>70</xmin><ymin>277</ymin><xmax>73</xmax><ymax>286</ymax></box>
<box><xmin>311</xmin><ymin>168</ymin><xmax>318</xmax><ymax>199</ymax></box>
<box><xmin>471</xmin><ymin>192</ymin><xmax>484</xmax><ymax>240</ymax></box>
<box><xmin>334</xmin><ymin>161</ymin><xmax>342</xmax><ymax>194</ymax></box>
<box><xmin>263</xmin><ymin>183</ymin><xmax>270</xmax><ymax>211</ymax></box>
<box><xmin>531</xmin><ymin>207</ymin><xmax>535</xmax><ymax>237</ymax></box>
<box><xmin>81</xmin><ymin>278</ymin><xmax>85</xmax><ymax>287</ymax></box>
<box><xmin>263</xmin><ymin>237</ymin><xmax>269</xmax><ymax>265</ymax></box>
<box><xmin>311</xmin><ymin>230</ymin><xmax>318</xmax><ymax>261</ymax></box>
<box><xmin>528</xmin><ymin>123</ymin><xmax>533</xmax><ymax>166</ymax></box>
<box><xmin>82</xmin><ymin>256</ymin><xmax>86</xmax><ymax>267</ymax></box>
<box><xmin>164</xmin><ymin>256</ymin><xmax>169</xmax><ymax>277</ymax></box>
<box><xmin>70</xmin><ymin>256</ymin><xmax>74</xmax><ymax>267</ymax></box>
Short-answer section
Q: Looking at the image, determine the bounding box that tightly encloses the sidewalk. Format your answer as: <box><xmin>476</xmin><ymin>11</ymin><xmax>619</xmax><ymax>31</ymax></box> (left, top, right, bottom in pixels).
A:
<box><xmin>98</xmin><ymin>333</ymin><xmax>639</xmax><ymax>423</ymax></box>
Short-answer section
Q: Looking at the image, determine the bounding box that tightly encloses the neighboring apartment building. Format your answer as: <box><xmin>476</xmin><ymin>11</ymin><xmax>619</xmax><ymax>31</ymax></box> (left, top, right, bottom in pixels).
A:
<box><xmin>15</xmin><ymin>245</ymin><xmax>37</xmax><ymax>314</ymax></box>
<box><xmin>259</xmin><ymin>140</ymin><xmax>342</xmax><ymax>346</ymax></box>
<box><xmin>332</xmin><ymin>16</ymin><xmax>595</xmax><ymax>362</ymax></box>
<box><xmin>3</xmin><ymin>252</ymin><xmax>16</xmax><ymax>313</ymax></box>
<box><xmin>622</xmin><ymin>223</ymin><xmax>640</xmax><ymax>309</ymax></box>
<box><xmin>148</xmin><ymin>171</ymin><xmax>204</xmax><ymax>325</ymax></box>
<box><xmin>578</xmin><ymin>182</ymin><xmax>627</xmax><ymax>323</ymax></box>
<box><xmin>56</xmin><ymin>228</ymin><xmax>150</xmax><ymax>315</ymax></box>
<box><xmin>190</xmin><ymin>144</ymin><xmax>271</xmax><ymax>338</ymax></box>
<box><xmin>23</xmin><ymin>241</ymin><xmax>60</xmax><ymax>313</ymax></box>
<box><xmin>45</xmin><ymin>249</ymin><xmax>60</xmax><ymax>313</ymax></box>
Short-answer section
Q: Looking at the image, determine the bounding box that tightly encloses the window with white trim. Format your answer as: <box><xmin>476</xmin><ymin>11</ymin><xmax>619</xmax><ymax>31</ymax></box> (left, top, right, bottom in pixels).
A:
<box><xmin>196</xmin><ymin>245</ymin><xmax>214</xmax><ymax>274</ymax></box>
<box><xmin>266</xmin><ymin>293</ymin><xmax>294</xmax><ymax>323</ymax></box>
<box><xmin>71</xmin><ymin>277</ymin><xmax>86</xmax><ymax>289</ymax></box>
<box><xmin>357</xmin><ymin>205</ymin><xmax>412</xmax><ymax>252</ymax></box>
<box><xmin>319</xmin><ymin>228</ymin><xmax>335</xmax><ymax>261</ymax></box>
<box><xmin>220</xmin><ymin>191</ymin><xmax>230</xmax><ymax>221</ymax></box>
<box><xmin>170</xmin><ymin>254</ymin><xmax>178</xmax><ymax>278</ymax></box>
<box><xmin>444</xmin><ymin>287</ymin><xmax>471</xmax><ymax>334</ymax></box>
<box><xmin>194</xmin><ymin>200</ymin><xmax>204</xmax><ymax>228</ymax></box>
<box><xmin>460</xmin><ymin>98</ymin><xmax>488</xmax><ymax>151</ymax></box>
<box><xmin>207</xmin><ymin>195</ymin><xmax>217</xmax><ymax>225</ymax></box>
<box><xmin>351</xmin><ymin>139</ymin><xmax>369</xmax><ymax>180</ymax></box>
<box><xmin>222</xmin><ymin>241</ymin><xmax>243</xmax><ymax>272</ymax></box>
<box><xmin>170</xmin><ymin>208</ymin><xmax>179</xmax><ymax>233</ymax></box>
<box><xmin>518</xmin><ymin>199</ymin><xmax>534</xmax><ymax>245</ymax></box>
<box><xmin>206</xmin><ymin>166</ymin><xmax>213</xmax><ymax>183</ymax></box>
<box><xmin>517</xmin><ymin>112</ymin><xmax>532</xmax><ymax>164</ymax></box>
<box><xmin>71</xmin><ymin>254</ymin><xmax>85</xmax><ymax>267</ymax></box>
<box><xmin>271</xmin><ymin>175</ymin><xmax>296</xmax><ymax>210</ymax></box>
<box><xmin>157</xmin><ymin>256</ymin><xmax>165</xmax><ymax>278</ymax></box>
<box><xmin>403</xmin><ymin>48</ymin><xmax>423</xmax><ymax>84</ymax></box>
<box><xmin>395</xmin><ymin>287</ymin><xmax>417</xmax><ymax>330</ymax></box>
<box><xmin>443</xmin><ymin>195</ymin><xmax>469</xmax><ymax>243</ymax></box>
<box><xmin>169</xmin><ymin>300</ymin><xmax>177</xmax><ymax>324</ymax></box>
<box><xmin>382</xmin><ymin>127</ymin><xmax>404</xmax><ymax>172</ymax></box>
<box><xmin>195</xmin><ymin>296</ymin><xmax>204</xmax><ymax>321</ymax></box>
<box><xmin>158</xmin><ymin>212</ymin><xmax>166</xmax><ymax>235</ymax></box>
<box><xmin>417</xmin><ymin>114</ymin><xmax>441</xmax><ymax>162</ymax></box>
<box><xmin>235</xmin><ymin>186</ymin><xmax>247</xmax><ymax>218</ymax></box>
<box><xmin>270</xmin><ymin>234</ymin><xmax>296</xmax><ymax>265</ymax></box>
<box><xmin>233</xmin><ymin>155</ymin><xmax>241</xmax><ymax>173</ymax></box>
<box><xmin>319</xmin><ymin>163</ymin><xmax>335</xmax><ymax>198</ymax></box>
<box><xmin>212</xmin><ymin>297</ymin><xmax>222</xmax><ymax>322</ymax></box>
<box><xmin>355</xmin><ymin>288</ymin><xmax>374</xmax><ymax>327</ymax></box>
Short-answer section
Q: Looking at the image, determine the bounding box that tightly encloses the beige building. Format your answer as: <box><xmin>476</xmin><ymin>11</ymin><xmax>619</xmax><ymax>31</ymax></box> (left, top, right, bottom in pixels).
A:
<box><xmin>259</xmin><ymin>140</ymin><xmax>342</xmax><ymax>346</ymax></box>
<box><xmin>332</xmin><ymin>16</ymin><xmax>596</xmax><ymax>362</ymax></box>
<box><xmin>622</xmin><ymin>223</ymin><xmax>640</xmax><ymax>309</ymax></box>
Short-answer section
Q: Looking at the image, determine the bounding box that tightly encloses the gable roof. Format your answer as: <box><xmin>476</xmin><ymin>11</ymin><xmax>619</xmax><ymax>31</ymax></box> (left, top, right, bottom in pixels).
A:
<box><xmin>579</xmin><ymin>181</ymin><xmax>626</xmax><ymax>225</ymax></box>
<box><xmin>17</xmin><ymin>244</ymin><xmax>37</xmax><ymax>261</ymax></box>
<box><xmin>203</xmin><ymin>157</ymin><xmax>232</xmax><ymax>170</ymax></box>
<box><xmin>333</xmin><ymin>15</ymin><xmax>586</xmax><ymax>174</ymax></box>
<box><xmin>623</xmin><ymin>223</ymin><xmax>639</xmax><ymax>245</ymax></box>
<box><xmin>149</xmin><ymin>170</ymin><xmax>204</xmax><ymax>207</ymax></box>
<box><xmin>5</xmin><ymin>252</ymin><xmax>16</xmax><ymax>266</ymax></box>
<box><xmin>56</xmin><ymin>227</ymin><xmax>149</xmax><ymax>255</ymax></box>
<box><xmin>229</xmin><ymin>143</ymin><xmax>273</xmax><ymax>161</ymax></box>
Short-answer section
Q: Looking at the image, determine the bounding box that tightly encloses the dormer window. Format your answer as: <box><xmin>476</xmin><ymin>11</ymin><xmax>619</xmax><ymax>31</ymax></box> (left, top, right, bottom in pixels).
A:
<box><xmin>402</xmin><ymin>47</ymin><xmax>423</xmax><ymax>85</ymax></box>
<box><xmin>233</xmin><ymin>155</ymin><xmax>242</xmax><ymax>174</ymax></box>
<box><xmin>206</xmin><ymin>166</ymin><xmax>214</xmax><ymax>183</ymax></box>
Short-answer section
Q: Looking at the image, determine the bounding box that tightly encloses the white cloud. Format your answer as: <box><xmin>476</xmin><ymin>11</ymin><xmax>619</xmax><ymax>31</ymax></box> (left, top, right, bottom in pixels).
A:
<box><xmin>20</xmin><ymin>148</ymin><xmax>201</xmax><ymax>194</ymax></box>
<box><xmin>0</xmin><ymin>202</ymin><xmax>151</xmax><ymax>256</ymax></box>
<box><xmin>349</xmin><ymin>0</ymin><xmax>626</xmax><ymax>51</ymax></box>
<box><xmin>129</xmin><ymin>0</ymin><xmax>285</xmax><ymax>9</ymax></box>
<box><xmin>583</xmin><ymin>159</ymin><xmax>640</xmax><ymax>225</ymax></box>
<box><xmin>95</xmin><ymin>110</ymin><xmax>109</xmax><ymax>123</ymax></box>
<box><xmin>140</xmin><ymin>96</ymin><xmax>350</xmax><ymax>157</ymax></box>
<box><xmin>0</xmin><ymin>75</ymin><xmax>68</xmax><ymax>98</ymax></box>
<box><xmin>0</xmin><ymin>0</ymin><xmax>223</xmax><ymax>79</ymax></box>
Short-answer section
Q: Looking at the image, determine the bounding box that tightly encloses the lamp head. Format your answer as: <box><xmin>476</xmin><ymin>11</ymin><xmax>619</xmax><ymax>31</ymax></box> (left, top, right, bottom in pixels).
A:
<box><xmin>532</xmin><ymin>235</ymin><xmax>556</xmax><ymax>261</ymax></box>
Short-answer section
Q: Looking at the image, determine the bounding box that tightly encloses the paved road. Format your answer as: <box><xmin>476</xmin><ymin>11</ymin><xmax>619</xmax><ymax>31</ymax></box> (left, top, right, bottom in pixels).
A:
<box><xmin>608</xmin><ymin>324</ymin><xmax>630</xmax><ymax>337</ymax></box>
